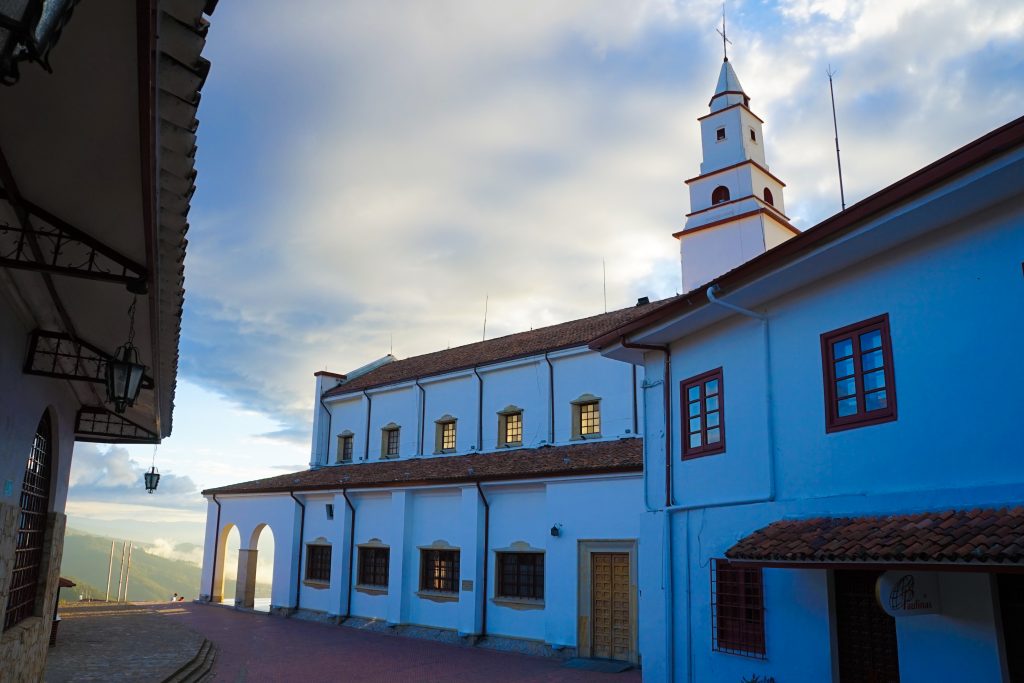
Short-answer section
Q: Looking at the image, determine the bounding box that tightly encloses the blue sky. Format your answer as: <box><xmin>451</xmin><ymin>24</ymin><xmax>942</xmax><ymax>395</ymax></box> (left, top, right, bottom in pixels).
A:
<box><xmin>66</xmin><ymin>0</ymin><xmax>1024</xmax><ymax>560</ymax></box>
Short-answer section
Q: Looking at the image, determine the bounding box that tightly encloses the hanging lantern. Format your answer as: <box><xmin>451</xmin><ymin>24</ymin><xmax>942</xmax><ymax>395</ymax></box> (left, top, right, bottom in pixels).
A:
<box><xmin>105</xmin><ymin>297</ymin><xmax>146</xmax><ymax>414</ymax></box>
<box><xmin>144</xmin><ymin>466</ymin><xmax>160</xmax><ymax>494</ymax></box>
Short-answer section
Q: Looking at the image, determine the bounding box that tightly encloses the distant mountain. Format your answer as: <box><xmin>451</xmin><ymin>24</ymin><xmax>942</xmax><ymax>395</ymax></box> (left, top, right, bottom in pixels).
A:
<box><xmin>60</xmin><ymin>528</ymin><xmax>270</xmax><ymax>602</ymax></box>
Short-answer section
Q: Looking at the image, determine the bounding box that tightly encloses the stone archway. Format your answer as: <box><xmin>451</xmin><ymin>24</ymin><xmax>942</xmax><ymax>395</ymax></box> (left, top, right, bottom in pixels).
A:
<box><xmin>236</xmin><ymin>523</ymin><xmax>273</xmax><ymax>611</ymax></box>
<box><xmin>213</xmin><ymin>523</ymin><xmax>239</xmax><ymax>604</ymax></box>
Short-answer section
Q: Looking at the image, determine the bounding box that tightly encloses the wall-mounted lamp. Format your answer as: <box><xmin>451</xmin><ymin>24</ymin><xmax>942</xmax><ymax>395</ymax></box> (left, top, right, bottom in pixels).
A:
<box><xmin>550</xmin><ymin>523</ymin><xmax>562</xmax><ymax>537</ymax></box>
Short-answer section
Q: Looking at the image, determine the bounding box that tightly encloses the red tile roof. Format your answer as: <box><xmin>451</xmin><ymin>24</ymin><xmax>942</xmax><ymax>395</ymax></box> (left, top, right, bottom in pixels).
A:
<box><xmin>202</xmin><ymin>438</ymin><xmax>643</xmax><ymax>495</ymax></box>
<box><xmin>323</xmin><ymin>301</ymin><xmax>675</xmax><ymax>398</ymax></box>
<box><xmin>725</xmin><ymin>508</ymin><xmax>1024</xmax><ymax>566</ymax></box>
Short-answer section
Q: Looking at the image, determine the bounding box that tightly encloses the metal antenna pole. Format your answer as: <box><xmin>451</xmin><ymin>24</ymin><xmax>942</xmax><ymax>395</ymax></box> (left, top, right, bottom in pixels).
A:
<box><xmin>122</xmin><ymin>544</ymin><xmax>133</xmax><ymax>603</ymax></box>
<box><xmin>602</xmin><ymin>259</ymin><xmax>607</xmax><ymax>314</ymax></box>
<box><xmin>105</xmin><ymin>540</ymin><xmax>115</xmax><ymax>602</ymax></box>
<box><xmin>827</xmin><ymin>65</ymin><xmax>846</xmax><ymax>210</ymax></box>
<box><xmin>115</xmin><ymin>540</ymin><xmax>127</xmax><ymax>603</ymax></box>
<box><xmin>482</xmin><ymin>294</ymin><xmax>489</xmax><ymax>341</ymax></box>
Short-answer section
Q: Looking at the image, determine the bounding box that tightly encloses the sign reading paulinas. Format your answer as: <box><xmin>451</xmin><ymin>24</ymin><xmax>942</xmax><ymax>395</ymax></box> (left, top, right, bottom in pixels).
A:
<box><xmin>877</xmin><ymin>571</ymin><xmax>941</xmax><ymax>617</ymax></box>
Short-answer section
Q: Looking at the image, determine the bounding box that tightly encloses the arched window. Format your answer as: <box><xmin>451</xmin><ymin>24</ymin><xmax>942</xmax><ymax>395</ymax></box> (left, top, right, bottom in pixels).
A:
<box><xmin>712</xmin><ymin>186</ymin><xmax>731</xmax><ymax>205</ymax></box>
<box><xmin>763</xmin><ymin>188</ymin><xmax>774</xmax><ymax>206</ymax></box>
<box><xmin>4</xmin><ymin>413</ymin><xmax>53</xmax><ymax>630</ymax></box>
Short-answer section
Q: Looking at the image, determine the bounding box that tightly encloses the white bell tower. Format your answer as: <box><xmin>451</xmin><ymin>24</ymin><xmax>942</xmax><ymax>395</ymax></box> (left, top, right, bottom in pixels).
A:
<box><xmin>676</xmin><ymin>55</ymin><xmax>799</xmax><ymax>293</ymax></box>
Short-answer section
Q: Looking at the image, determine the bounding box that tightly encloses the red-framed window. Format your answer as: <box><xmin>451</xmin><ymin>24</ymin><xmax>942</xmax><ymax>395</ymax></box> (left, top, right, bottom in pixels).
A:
<box><xmin>820</xmin><ymin>314</ymin><xmax>897</xmax><ymax>432</ymax></box>
<box><xmin>711</xmin><ymin>559</ymin><xmax>766</xmax><ymax>658</ymax></box>
<box><xmin>681</xmin><ymin>368</ymin><xmax>725</xmax><ymax>459</ymax></box>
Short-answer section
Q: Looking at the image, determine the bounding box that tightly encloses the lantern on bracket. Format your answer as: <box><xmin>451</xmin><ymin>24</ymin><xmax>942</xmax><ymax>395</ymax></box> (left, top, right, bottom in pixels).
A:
<box><xmin>105</xmin><ymin>297</ymin><xmax>146</xmax><ymax>414</ymax></box>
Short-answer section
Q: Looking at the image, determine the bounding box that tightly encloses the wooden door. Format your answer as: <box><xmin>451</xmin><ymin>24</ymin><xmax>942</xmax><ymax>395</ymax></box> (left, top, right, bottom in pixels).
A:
<box><xmin>591</xmin><ymin>552</ymin><xmax>631</xmax><ymax>661</ymax></box>
<box><xmin>834</xmin><ymin>570</ymin><xmax>900</xmax><ymax>683</ymax></box>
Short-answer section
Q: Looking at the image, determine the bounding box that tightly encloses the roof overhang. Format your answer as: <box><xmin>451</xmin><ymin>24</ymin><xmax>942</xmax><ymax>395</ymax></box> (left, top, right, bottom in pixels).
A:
<box><xmin>594</xmin><ymin>115</ymin><xmax>1024</xmax><ymax>365</ymax></box>
<box><xmin>0</xmin><ymin>0</ymin><xmax>215</xmax><ymax>442</ymax></box>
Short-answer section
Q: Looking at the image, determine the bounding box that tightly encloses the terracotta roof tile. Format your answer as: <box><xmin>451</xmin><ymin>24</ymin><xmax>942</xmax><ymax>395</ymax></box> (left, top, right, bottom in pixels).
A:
<box><xmin>725</xmin><ymin>508</ymin><xmax>1024</xmax><ymax>566</ymax></box>
<box><xmin>202</xmin><ymin>438</ymin><xmax>643</xmax><ymax>496</ymax></box>
<box><xmin>323</xmin><ymin>300</ymin><xmax>676</xmax><ymax>398</ymax></box>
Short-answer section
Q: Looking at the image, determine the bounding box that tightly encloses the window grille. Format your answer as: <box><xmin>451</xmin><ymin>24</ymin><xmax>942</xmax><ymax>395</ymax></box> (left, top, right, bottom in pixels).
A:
<box><xmin>358</xmin><ymin>547</ymin><xmax>390</xmax><ymax>587</ymax></box>
<box><xmin>306</xmin><ymin>545</ymin><xmax>332</xmax><ymax>583</ymax></box>
<box><xmin>711</xmin><ymin>559</ymin><xmax>765</xmax><ymax>658</ymax></box>
<box><xmin>580</xmin><ymin>402</ymin><xmax>600</xmax><ymax>436</ymax></box>
<box><xmin>821</xmin><ymin>314</ymin><xmax>897</xmax><ymax>432</ymax></box>
<box><xmin>682</xmin><ymin>368</ymin><xmax>726</xmax><ymax>458</ymax></box>
<box><xmin>496</xmin><ymin>552</ymin><xmax>544</xmax><ymax>600</ymax></box>
<box><xmin>420</xmin><ymin>549</ymin><xmax>460</xmax><ymax>593</ymax></box>
<box><xmin>4</xmin><ymin>413</ymin><xmax>52</xmax><ymax>631</ymax></box>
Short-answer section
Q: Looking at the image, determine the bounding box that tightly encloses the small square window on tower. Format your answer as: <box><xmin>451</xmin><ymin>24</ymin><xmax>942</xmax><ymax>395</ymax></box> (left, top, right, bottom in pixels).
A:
<box><xmin>749</xmin><ymin>128</ymin><xmax>757</xmax><ymax>142</ymax></box>
<box><xmin>716</xmin><ymin>127</ymin><xmax>726</xmax><ymax>141</ymax></box>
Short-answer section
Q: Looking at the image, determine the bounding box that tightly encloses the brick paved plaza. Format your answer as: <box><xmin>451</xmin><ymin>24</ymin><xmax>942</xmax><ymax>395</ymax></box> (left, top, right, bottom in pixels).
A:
<box><xmin>46</xmin><ymin>602</ymin><xmax>642</xmax><ymax>682</ymax></box>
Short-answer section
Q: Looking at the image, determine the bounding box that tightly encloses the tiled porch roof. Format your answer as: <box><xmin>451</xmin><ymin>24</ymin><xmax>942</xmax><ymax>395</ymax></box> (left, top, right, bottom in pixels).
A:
<box><xmin>202</xmin><ymin>437</ymin><xmax>642</xmax><ymax>496</ymax></box>
<box><xmin>725</xmin><ymin>507</ymin><xmax>1024</xmax><ymax>566</ymax></box>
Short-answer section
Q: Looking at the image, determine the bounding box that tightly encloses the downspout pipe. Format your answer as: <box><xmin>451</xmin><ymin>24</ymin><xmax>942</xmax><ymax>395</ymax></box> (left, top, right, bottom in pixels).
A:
<box><xmin>474</xmin><ymin>481</ymin><xmax>490</xmax><ymax>638</ymax></box>
<box><xmin>289</xmin><ymin>491</ymin><xmax>306</xmax><ymax>612</ymax></box>
<box><xmin>415</xmin><ymin>378</ymin><xmax>426</xmax><ymax>456</ymax></box>
<box><xmin>209</xmin><ymin>494</ymin><xmax>221</xmax><ymax>602</ymax></box>
<box><xmin>341</xmin><ymin>489</ymin><xmax>356</xmax><ymax>620</ymax></box>
<box><xmin>472</xmin><ymin>367</ymin><xmax>483</xmax><ymax>451</ymax></box>
<box><xmin>619</xmin><ymin>337</ymin><xmax>673</xmax><ymax>507</ymax></box>
<box><xmin>544</xmin><ymin>353</ymin><xmax>554</xmax><ymax>443</ymax></box>
<box><xmin>644</xmin><ymin>286</ymin><xmax>778</xmax><ymax>683</ymax></box>
<box><xmin>319</xmin><ymin>394</ymin><xmax>333</xmax><ymax>466</ymax></box>
<box><xmin>362</xmin><ymin>390</ymin><xmax>372</xmax><ymax>461</ymax></box>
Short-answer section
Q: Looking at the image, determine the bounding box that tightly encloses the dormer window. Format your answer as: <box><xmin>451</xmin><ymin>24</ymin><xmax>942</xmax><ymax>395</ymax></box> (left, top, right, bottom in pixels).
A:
<box><xmin>763</xmin><ymin>188</ymin><xmax>774</xmax><ymax>206</ymax></box>
<box><xmin>716</xmin><ymin>127</ymin><xmax>726</xmax><ymax>141</ymax></box>
<box><xmin>712</xmin><ymin>186</ymin><xmax>731</xmax><ymax>205</ymax></box>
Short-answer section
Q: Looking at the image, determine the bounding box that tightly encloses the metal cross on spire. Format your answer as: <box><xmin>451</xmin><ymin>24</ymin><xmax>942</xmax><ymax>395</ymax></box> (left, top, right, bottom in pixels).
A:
<box><xmin>716</xmin><ymin>4</ymin><xmax>732</xmax><ymax>62</ymax></box>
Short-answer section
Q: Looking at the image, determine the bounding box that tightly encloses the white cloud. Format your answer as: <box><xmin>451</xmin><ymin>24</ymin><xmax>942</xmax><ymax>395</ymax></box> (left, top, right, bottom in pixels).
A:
<box><xmin>178</xmin><ymin>0</ymin><xmax>1024</xmax><ymax>442</ymax></box>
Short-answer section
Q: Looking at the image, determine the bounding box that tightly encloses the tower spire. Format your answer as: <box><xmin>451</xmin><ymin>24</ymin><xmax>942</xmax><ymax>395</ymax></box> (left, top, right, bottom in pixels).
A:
<box><xmin>716</xmin><ymin>4</ymin><xmax>732</xmax><ymax>62</ymax></box>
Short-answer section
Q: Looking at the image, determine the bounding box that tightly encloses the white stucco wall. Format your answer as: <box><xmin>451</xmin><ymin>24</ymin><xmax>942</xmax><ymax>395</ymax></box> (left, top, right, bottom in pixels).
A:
<box><xmin>202</xmin><ymin>473</ymin><xmax>643</xmax><ymax>650</ymax></box>
<box><xmin>0</xmin><ymin>291</ymin><xmax>78</xmax><ymax>517</ymax></box>
<box><xmin>633</xmin><ymin>157</ymin><xmax>1024</xmax><ymax>681</ymax></box>
<box><xmin>316</xmin><ymin>348</ymin><xmax>641</xmax><ymax>467</ymax></box>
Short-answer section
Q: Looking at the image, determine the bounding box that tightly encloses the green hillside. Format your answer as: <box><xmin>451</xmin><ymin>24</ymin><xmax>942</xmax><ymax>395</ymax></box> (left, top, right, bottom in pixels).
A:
<box><xmin>60</xmin><ymin>528</ymin><xmax>270</xmax><ymax>602</ymax></box>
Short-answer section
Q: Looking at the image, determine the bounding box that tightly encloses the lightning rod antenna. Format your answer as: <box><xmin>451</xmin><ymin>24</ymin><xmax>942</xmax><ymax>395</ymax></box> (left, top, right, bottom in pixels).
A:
<box><xmin>602</xmin><ymin>259</ymin><xmax>607</xmax><ymax>314</ymax></box>
<box><xmin>827</xmin><ymin>64</ymin><xmax>846</xmax><ymax>211</ymax></box>
<box><xmin>482</xmin><ymin>294</ymin><xmax>489</xmax><ymax>341</ymax></box>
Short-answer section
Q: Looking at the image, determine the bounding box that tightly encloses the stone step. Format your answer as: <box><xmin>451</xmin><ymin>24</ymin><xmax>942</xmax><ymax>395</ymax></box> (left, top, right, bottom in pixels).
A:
<box><xmin>163</xmin><ymin>638</ymin><xmax>216</xmax><ymax>683</ymax></box>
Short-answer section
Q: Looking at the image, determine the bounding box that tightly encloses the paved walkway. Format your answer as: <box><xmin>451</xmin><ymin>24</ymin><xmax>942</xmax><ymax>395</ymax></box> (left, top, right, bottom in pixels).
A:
<box><xmin>174</xmin><ymin>603</ymin><xmax>641</xmax><ymax>683</ymax></box>
<box><xmin>46</xmin><ymin>603</ymin><xmax>203</xmax><ymax>682</ymax></box>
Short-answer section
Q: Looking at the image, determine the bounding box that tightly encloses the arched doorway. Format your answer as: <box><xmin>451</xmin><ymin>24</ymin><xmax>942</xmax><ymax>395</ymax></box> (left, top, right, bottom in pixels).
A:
<box><xmin>251</xmin><ymin>524</ymin><xmax>274</xmax><ymax>613</ymax></box>
<box><xmin>214</xmin><ymin>524</ymin><xmax>240</xmax><ymax>605</ymax></box>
